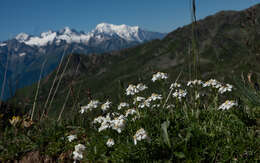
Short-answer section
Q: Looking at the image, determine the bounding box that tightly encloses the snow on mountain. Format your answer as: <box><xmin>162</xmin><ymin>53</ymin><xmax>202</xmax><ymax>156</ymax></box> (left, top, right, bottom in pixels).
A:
<box><xmin>93</xmin><ymin>23</ymin><xmax>142</xmax><ymax>41</ymax></box>
<box><xmin>57</xmin><ymin>27</ymin><xmax>91</xmax><ymax>44</ymax></box>
<box><xmin>14</xmin><ymin>23</ymin><xmax>165</xmax><ymax>47</ymax></box>
<box><xmin>25</xmin><ymin>30</ymin><xmax>57</xmax><ymax>46</ymax></box>
<box><xmin>15</xmin><ymin>33</ymin><xmax>30</xmax><ymax>42</ymax></box>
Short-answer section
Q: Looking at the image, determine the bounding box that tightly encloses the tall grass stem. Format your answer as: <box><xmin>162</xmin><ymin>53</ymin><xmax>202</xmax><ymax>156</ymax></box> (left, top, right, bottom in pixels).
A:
<box><xmin>0</xmin><ymin>45</ymin><xmax>10</xmax><ymax>107</ymax></box>
<box><xmin>31</xmin><ymin>59</ymin><xmax>47</xmax><ymax>121</ymax></box>
<box><xmin>43</xmin><ymin>46</ymin><xmax>68</xmax><ymax>110</ymax></box>
<box><xmin>57</xmin><ymin>60</ymin><xmax>80</xmax><ymax>121</ymax></box>
<box><xmin>47</xmin><ymin>53</ymin><xmax>73</xmax><ymax>115</ymax></box>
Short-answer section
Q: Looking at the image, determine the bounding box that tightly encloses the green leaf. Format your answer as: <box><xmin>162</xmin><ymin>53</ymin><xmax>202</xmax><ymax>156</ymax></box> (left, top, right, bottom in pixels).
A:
<box><xmin>174</xmin><ymin>152</ymin><xmax>185</xmax><ymax>159</ymax></box>
<box><xmin>161</xmin><ymin>120</ymin><xmax>171</xmax><ymax>148</ymax></box>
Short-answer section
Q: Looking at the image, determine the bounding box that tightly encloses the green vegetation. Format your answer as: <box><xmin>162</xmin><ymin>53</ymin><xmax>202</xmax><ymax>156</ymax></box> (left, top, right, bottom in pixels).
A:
<box><xmin>1</xmin><ymin>76</ymin><xmax>259</xmax><ymax>162</ymax></box>
<box><xmin>1</xmin><ymin>3</ymin><xmax>260</xmax><ymax>162</ymax></box>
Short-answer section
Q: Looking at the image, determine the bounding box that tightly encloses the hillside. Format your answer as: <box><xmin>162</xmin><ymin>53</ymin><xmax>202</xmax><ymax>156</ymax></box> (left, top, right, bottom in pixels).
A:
<box><xmin>10</xmin><ymin>4</ymin><xmax>260</xmax><ymax>117</ymax></box>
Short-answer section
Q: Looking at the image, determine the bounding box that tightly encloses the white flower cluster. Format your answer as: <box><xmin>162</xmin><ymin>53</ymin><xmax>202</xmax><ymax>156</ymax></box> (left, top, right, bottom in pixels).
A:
<box><xmin>137</xmin><ymin>93</ymin><xmax>162</xmax><ymax>109</ymax></box>
<box><xmin>93</xmin><ymin>114</ymin><xmax>111</xmax><ymax>132</ymax></box>
<box><xmin>170</xmin><ymin>82</ymin><xmax>181</xmax><ymax>89</ymax></box>
<box><xmin>218</xmin><ymin>84</ymin><xmax>233</xmax><ymax>94</ymax></box>
<box><xmin>138</xmin><ymin>100</ymin><xmax>151</xmax><ymax>108</ymax></box>
<box><xmin>93</xmin><ymin>113</ymin><xmax>126</xmax><ymax>133</ymax></box>
<box><xmin>172</xmin><ymin>89</ymin><xmax>187</xmax><ymax>100</ymax></box>
<box><xmin>218</xmin><ymin>100</ymin><xmax>238</xmax><ymax>110</ymax></box>
<box><xmin>77</xmin><ymin>73</ymin><xmax>238</xmax><ymax>155</ymax></box>
<box><xmin>80</xmin><ymin>100</ymin><xmax>100</xmax><ymax>114</ymax></box>
<box><xmin>133</xmin><ymin>96</ymin><xmax>146</xmax><ymax>104</ymax></box>
<box><xmin>73</xmin><ymin>144</ymin><xmax>86</xmax><ymax>163</ymax></box>
<box><xmin>133</xmin><ymin>128</ymin><xmax>149</xmax><ymax>145</ymax></box>
<box><xmin>67</xmin><ymin>135</ymin><xmax>77</xmax><ymax>142</ymax></box>
<box><xmin>202</xmin><ymin>79</ymin><xmax>233</xmax><ymax>94</ymax></box>
<box><xmin>203</xmin><ymin>79</ymin><xmax>222</xmax><ymax>88</ymax></box>
<box><xmin>125</xmin><ymin>109</ymin><xmax>137</xmax><ymax>117</ymax></box>
<box><xmin>106</xmin><ymin>138</ymin><xmax>115</xmax><ymax>147</ymax></box>
<box><xmin>118</xmin><ymin>102</ymin><xmax>129</xmax><ymax>110</ymax></box>
<box><xmin>126</xmin><ymin>83</ymin><xmax>148</xmax><ymax>96</ymax></box>
<box><xmin>111</xmin><ymin>115</ymin><xmax>126</xmax><ymax>133</ymax></box>
<box><xmin>101</xmin><ymin>100</ymin><xmax>112</xmax><ymax>112</ymax></box>
<box><xmin>148</xmin><ymin>93</ymin><xmax>163</xmax><ymax>101</ymax></box>
<box><xmin>152</xmin><ymin>72</ymin><xmax>168</xmax><ymax>82</ymax></box>
<box><xmin>187</xmin><ymin>79</ymin><xmax>203</xmax><ymax>87</ymax></box>
<box><xmin>151</xmin><ymin>104</ymin><xmax>161</xmax><ymax>108</ymax></box>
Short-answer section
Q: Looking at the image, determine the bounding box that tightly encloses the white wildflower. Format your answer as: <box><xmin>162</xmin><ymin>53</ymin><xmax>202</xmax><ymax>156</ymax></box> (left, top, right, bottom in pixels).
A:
<box><xmin>125</xmin><ymin>109</ymin><xmax>137</xmax><ymax>117</ymax></box>
<box><xmin>126</xmin><ymin>84</ymin><xmax>138</xmax><ymax>95</ymax></box>
<box><xmin>152</xmin><ymin>104</ymin><xmax>161</xmax><ymax>108</ymax></box>
<box><xmin>133</xmin><ymin>128</ymin><xmax>149</xmax><ymax>145</ymax></box>
<box><xmin>95</xmin><ymin>114</ymin><xmax>126</xmax><ymax>133</ymax></box>
<box><xmin>79</xmin><ymin>108</ymin><xmax>85</xmax><ymax>114</ymax></box>
<box><xmin>67</xmin><ymin>135</ymin><xmax>77</xmax><ymax>142</ymax></box>
<box><xmin>138</xmin><ymin>99</ymin><xmax>151</xmax><ymax>108</ymax></box>
<box><xmin>152</xmin><ymin>72</ymin><xmax>168</xmax><ymax>82</ymax></box>
<box><xmin>101</xmin><ymin>100</ymin><xmax>112</xmax><ymax>112</ymax></box>
<box><xmin>136</xmin><ymin>83</ymin><xmax>148</xmax><ymax>92</ymax></box>
<box><xmin>170</xmin><ymin>82</ymin><xmax>181</xmax><ymax>89</ymax></box>
<box><xmin>172</xmin><ymin>89</ymin><xmax>187</xmax><ymax>100</ymax></box>
<box><xmin>187</xmin><ymin>79</ymin><xmax>203</xmax><ymax>87</ymax></box>
<box><xmin>148</xmin><ymin>93</ymin><xmax>163</xmax><ymax>101</ymax></box>
<box><xmin>106</xmin><ymin>138</ymin><xmax>115</xmax><ymax>147</ymax></box>
<box><xmin>93</xmin><ymin>116</ymin><xmax>104</xmax><ymax>124</ymax></box>
<box><xmin>98</xmin><ymin>114</ymin><xmax>112</xmax><ymax>132</ymax></box>
<box><xmin>93</xmin><ymin>114</ymin><xmax>112</xmax><ymax>132</ymax></box>
<box><xmin>73</xmin><ymin>151</ymin><xmax>83</xmax><ymax>162</ymax></box>
<box><xmin>111</xmin><ymin>115</ymin><xmax>126</xmax><ymax>133</ymax></box>
<box><xmin>98</xmin><ymin>122</ymin><xmax>110</xmax><ymax>132</ymax></box>
<box><xmin>218</xmin><ymin>100</ymin><xmax>238</xmax><ymax>110</ymax></box>
<box><xmin>75</xmin><ymin>144</ymin><xmax>86</xmax><ymax>152</ymax></box>
<box><xmin>118</xmin><ymin>102</ymin><xmax>129</xmax><ymax>110</ymax></box>
<box><xmin>133</xmin><ymin>96</ymin><xmax>146</xmax><ymax>104</ymax></box>
<box><xmin>218</xmin><ymin>84</ymin><xmax>233</xmax><ymax>94</ymax></box>
<box><xmin>203</xmin><ymin>79</ymin><xmax>222</xmax><ymax>88</ymax></box>
<box><xmin>73</xmin><ymin>144</ymin><xmax>86</xmax><ymax>162</ymax></box>
<box><xmin>80</xmin><ymin>100</ymin><xmax>100</xmax><ymax>113</ymax></box>
<box><xmin>126</xmin><ymin>83</ymin><xmax>147</xmax><ymax>96</ymax></box>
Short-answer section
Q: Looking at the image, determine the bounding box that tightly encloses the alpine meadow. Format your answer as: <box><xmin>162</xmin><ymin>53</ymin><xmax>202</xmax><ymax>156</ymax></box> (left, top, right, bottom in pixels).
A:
<box><xmin>0</xmin><ymin>1</ymin><xmax>260</xmax><ymax>162</ymax></box>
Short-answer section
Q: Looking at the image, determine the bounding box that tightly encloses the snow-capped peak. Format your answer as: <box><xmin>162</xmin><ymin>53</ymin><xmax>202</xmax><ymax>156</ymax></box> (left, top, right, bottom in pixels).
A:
<box><xmin>59</xmin><ymin>26</ymin><xmax>74</xmax><ymax>35</ymax></box>
<box><xmin>16</xmin><ymin>33</ymin><xmax>30</xmax><ymax>42</ymax></box>
<box><xmin>40</xmin><ymin>30</ymin><xmax>55</xmax><ymax>37</ymax></box>
<box><xmin>94</xmin><ymin>23</ymin><xmax>141</xmax><ymax>41</ymax></box>
<box><xmin>95</xmin><ymin>23</ymin><xmax>139</xmax><ymax>32</ymax></box>
<box><xmin>64</xmin><ymin>27</ymin><xmax>72</xmax><ymax>34</ymax></box>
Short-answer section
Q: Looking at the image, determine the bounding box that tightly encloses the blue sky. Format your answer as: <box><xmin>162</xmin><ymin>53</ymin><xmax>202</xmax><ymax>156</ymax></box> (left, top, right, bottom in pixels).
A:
<box><xmin>0</xmin><ymin>0</ymin><xmax>259</xmax><ymax>41</ymax></box>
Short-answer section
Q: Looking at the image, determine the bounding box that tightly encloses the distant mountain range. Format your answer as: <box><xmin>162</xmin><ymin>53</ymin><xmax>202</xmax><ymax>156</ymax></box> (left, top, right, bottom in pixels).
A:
<box><xmin>13</xmin><ymin>23</ymin><xmax>165</xmax><ymax>48</ymax></box>
<box><xmin>0</xmin><ymin>23</ymin><xmax>166</xmax><ymax>99</ymax></box>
